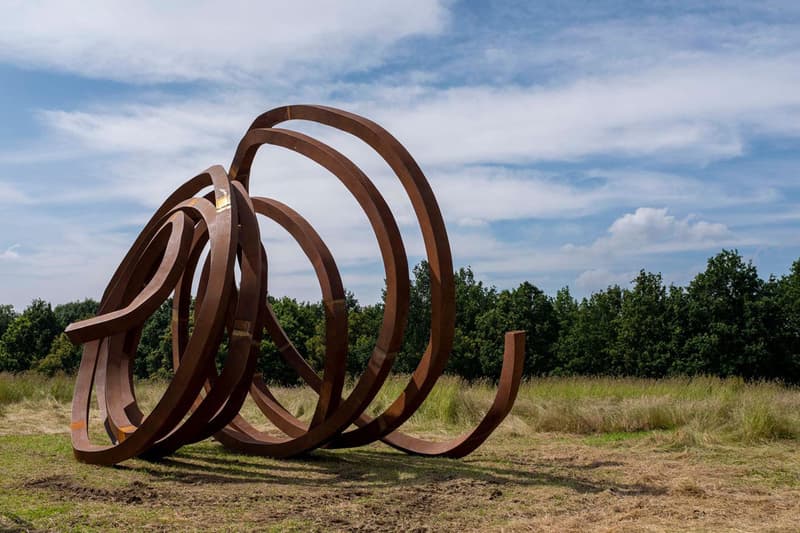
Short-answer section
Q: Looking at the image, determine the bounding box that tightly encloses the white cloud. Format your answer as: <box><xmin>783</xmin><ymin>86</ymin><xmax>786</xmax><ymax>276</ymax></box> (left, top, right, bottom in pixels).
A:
<box><xmin>367</xmin><ymin>57</ymin><xmax>800</xmax><ymax>166</ymax></box>
<box><xmin>41</xmin><ymin>105</ymin><xmax>242</xmax><ymax>154</ymax></box>
<box><xmin>458</xmin><ymin>15</ymin><xmax>800</xmax><ymax>85</ymax></box>
<box><xmin>3</xmin><ymin>2</ymin><xmax>800</xmax><ymax>308</ymax></box>
<box><xmin>458</xmin><ymin>207</ymin><xmax>748</xmax><ymax>290</ymax></box>
<box><xmin>17</xmin><ymin>88</ymin><xmax>783</xmax><ymax>309</ymax></box>
<box><xmin>565</xmin><ymin>207</ymin><xmax>733</xmax><ymax>256</ymax></box>
<box><xmin>0</xmin><ymin>245</ymin><xmax>21</xmax><ymax>261</ymax></box>
<box><xmin>0</xmin><ymin>0</ymin><xmax>448</xmax><ymax>83</ymax></box>
<box><xmin>609</xmin><ymin>208</ymin><xmax>729</xmax><ymax>244</ymax></box>
<box><xmin>432</xmin><ymin>167</ymin><xmax>776</xmax><ymax>224</ymax></box>
<box><xmin>37</xmin><ymin>55</ymin><xmax>800</xmax><ymax>172</ymax></box>
<box><xmin>0</xmin><ymin>210</ymin><xmax>137</xmax><ymax>308</ymax></box>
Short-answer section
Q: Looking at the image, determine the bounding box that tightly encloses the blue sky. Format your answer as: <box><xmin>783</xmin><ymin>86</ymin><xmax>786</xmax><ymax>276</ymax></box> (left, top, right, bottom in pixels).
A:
<box><xmin>1</xmin><ymin>0</ymin><xmax>800</xmax><ymax>310</ymax></box>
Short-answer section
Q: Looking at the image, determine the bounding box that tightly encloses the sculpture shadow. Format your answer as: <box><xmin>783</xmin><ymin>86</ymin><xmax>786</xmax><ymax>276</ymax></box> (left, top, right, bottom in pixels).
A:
<box><xmin>114</xmin><ymin>443</ymin><xmax>667</xmax><ymax>497</ymax></box>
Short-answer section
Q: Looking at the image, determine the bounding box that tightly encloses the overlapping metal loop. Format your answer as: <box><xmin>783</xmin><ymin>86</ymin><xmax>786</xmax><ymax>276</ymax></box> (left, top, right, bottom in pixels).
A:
<box><xmin>65</xmin><ymin>105</ymin><xmax>525</xmax><ymax>465</ymax></box>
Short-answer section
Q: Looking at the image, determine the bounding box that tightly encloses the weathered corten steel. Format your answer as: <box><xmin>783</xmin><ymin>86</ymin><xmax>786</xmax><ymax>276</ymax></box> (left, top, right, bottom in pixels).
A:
<box><xmin>65</xmin><ymin>105</ymin><xmax>526</xmax><ymax>465</ymax></box>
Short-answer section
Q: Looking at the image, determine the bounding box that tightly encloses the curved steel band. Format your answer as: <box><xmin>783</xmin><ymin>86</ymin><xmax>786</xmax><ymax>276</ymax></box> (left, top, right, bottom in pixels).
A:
<box><xmin>65</xmin><ymin>105</ymin><xmax>525</xmax><ymax>465</ymax></box>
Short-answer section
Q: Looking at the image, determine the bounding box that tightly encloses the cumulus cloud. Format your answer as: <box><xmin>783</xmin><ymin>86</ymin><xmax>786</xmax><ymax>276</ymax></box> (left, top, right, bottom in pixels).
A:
<box><xmin>566</xmin><ymin>207</ymin><xmax>733</xmax><ymax>255</ymax></box>
<box><xmin>462</xmin><ymin>207</ymin><xmax>745</xmax><ymax>290</ymax></box>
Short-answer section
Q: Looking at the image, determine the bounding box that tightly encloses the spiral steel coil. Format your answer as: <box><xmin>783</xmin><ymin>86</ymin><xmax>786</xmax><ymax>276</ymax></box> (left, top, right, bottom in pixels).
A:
<box><xmin>65</xmin><ymin>105</ymin><xmax>525</xmax><ymax>465</ymax></box>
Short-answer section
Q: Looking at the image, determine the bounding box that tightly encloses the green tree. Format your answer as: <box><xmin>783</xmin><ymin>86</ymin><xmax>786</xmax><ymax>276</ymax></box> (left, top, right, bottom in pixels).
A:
<box><xmin>257</xmin><ymin>296</ymin><xmax>323</xmax><ymax>384</ymax></box>
<box><xmin>395</xmin><ymin>261</ymin><xmax>432</xmax><ymax>373</ymax></box>
<box><xmin>134</xmin><ymin>299</ymin><xmax>173</xmax><ymax>378</ymax></box>
<box><xmin>447</xmin><ymin>266</ymin><xmax>498</xmax><ymax>379</ymax></box>
<box><xmin>554</xmin><ymin>286</ymin><xmax>623</xmax><ymax>375</ymax></box>
<box><xmin>756</xmin><ymin>274</ymin><xmax>791</xmax><ymax>380</ymax></box>
<box><xmin>765</xmin><ymin>261</ymin><xmax>800</xmax><ymax>382</ymax></box>
<box><xmin>475</xmin><ymin>282</ymin><xmax>558</xmax><ymax>378</ymax></box>
<box><xmin>345</xmin><ymin>300</ymin><xmax>384</xmax><ymax>376</ymax></box>
<box><xmin>678</xmin><ymin>250</ymin><xmax>768</xmax><ymax>377</ymax></box>
<box><xmin>0</xmin><ymin>315</ymin><xmax>34</xmax><ymax>372</ymax></box>
<box><xmin>612</xmin><ymin>271</ymin><xmax>674</xmax><ymax>377</ymax></box>
<box><xmin>304</xmin><ymin>291</ymin><xmax>386</xmax><ymax>377</ymax></box>
<box><xmin>53</xmin><ymin>298</ymin><xmax>99</xmax><ymax>331</ymax></box>
<box><xmin>36</xmin><ymin>332</ymin><xmax>83</xmax><ymax>375</ymax></box>
<box><xmin>0</xmin><ymin>305</ymin><xmax>16</xmax><ymax>338</ymax></box>
<box><xmin>552</xmin><ymin>286</ymin><xmax>578</xmax><ymax>347</ymax></box>
<box><xmin>0</xmin><ymin>299</ymin><xmax>59</xmax><ymax>372</ymax></box>
<box><xmin>664</xmin><ymin>284</ymin><xmax>688</xmax><ymax>375</ymax></box>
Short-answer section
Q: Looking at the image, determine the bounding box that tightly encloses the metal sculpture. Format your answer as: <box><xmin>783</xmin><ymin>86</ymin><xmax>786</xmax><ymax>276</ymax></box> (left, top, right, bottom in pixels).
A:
<box><xmin>65</xmin><ymin>105</ymin><xmax>525</xmax><ymax>465</ymax></box>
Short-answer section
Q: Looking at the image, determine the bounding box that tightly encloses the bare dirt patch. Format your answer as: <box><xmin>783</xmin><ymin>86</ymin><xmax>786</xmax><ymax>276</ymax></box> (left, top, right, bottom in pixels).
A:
<box><xmin>23</xmin><ymin>475</ymin><xmax>160</xmax><ymax>505</ymax></box>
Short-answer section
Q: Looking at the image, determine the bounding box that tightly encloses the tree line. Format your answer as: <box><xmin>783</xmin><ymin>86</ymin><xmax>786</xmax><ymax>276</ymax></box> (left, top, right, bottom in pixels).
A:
<box><xmin>3</xmin><ymin>249</ymin><xmax>800</xmax><ymax>383</ymax></box>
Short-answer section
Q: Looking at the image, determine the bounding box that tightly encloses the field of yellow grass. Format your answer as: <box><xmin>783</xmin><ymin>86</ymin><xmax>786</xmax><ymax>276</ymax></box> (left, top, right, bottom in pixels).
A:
<box><xmin>1</xmin><ymin>374</ymin><xmax>800</xmax><ymax>531</ymax></box>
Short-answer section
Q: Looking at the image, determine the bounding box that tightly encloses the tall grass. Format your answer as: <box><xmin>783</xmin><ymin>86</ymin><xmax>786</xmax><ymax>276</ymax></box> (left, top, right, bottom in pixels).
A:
<box><xmin>512</xmin><ymin>376</ymin><xmax>800</xmax><ymax>443</ymax></box>
<box><xmin>0</xmin><ymin>373</ymin><xmax>73</xmax><ymax>411</ymax></box>
<box><xmin>2</xmin><ymin>372</ymin><xmax>800</xmax><ymax>444</ymax></box>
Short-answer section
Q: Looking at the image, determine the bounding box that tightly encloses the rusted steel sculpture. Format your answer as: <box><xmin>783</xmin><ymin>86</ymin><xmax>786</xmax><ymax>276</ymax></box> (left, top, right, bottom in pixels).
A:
<box><xmin>65</xmin><ymin>105</ymin><xmax>525</xmax><ymax>465</ymax></box>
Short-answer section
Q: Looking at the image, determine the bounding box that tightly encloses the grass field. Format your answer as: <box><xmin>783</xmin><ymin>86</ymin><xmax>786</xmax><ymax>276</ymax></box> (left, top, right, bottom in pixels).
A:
<box><xmin>1</xmin><ymin>374</ymin><xmax>800</xmax><ymax>531</ymax></box>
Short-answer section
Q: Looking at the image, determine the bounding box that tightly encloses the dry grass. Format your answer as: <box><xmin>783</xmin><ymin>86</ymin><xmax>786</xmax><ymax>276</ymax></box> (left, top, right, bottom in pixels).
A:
<box><xmin>3</xmin><ymin>373</ymin><xmax>800</xmax><ymax>444</ymax></box>
<box><xmin>4</xmin><ymin>373</ymin><xmax>798</xmax><ymax>442</ymax></box>
<box><xmin>513</xmin><ymin>376</ymin><xmax>800</xmax><ymax>444</ymax></box>
<box><xmin>1</xmin><ymin>374</ymin><xmax>800</xmax><ymax>531</ymax></box>
<box><xmin>0</xmin><ymin>373</ymin><xmax>72</xmax><ymax>410</ymax></box>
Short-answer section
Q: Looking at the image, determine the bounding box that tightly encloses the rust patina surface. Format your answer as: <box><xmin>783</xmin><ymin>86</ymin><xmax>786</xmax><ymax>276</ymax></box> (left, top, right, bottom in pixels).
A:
<box><xmin>65</xmin><ymin>105</ymin><xmax>525</xmax><ymax>465</ymax></box>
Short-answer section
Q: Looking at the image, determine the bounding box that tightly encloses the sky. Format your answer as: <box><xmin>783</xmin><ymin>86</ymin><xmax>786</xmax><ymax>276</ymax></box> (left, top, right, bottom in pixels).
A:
<box><xmin>1</xmin><ymin>0</ymin><xmax>800</xmax><ymax>310</ymax></box>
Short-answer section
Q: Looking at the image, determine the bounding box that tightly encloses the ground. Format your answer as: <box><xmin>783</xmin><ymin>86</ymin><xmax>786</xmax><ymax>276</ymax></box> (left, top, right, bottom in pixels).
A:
<box><xmin>2</xmin><ymin>375</ymin><xmax>800</xmax><ymax>531</ymax></box>
<box><xmin>2</xmin><ymin>431</ymin><xmax>799</xmax><ymax>531</ymax></box>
